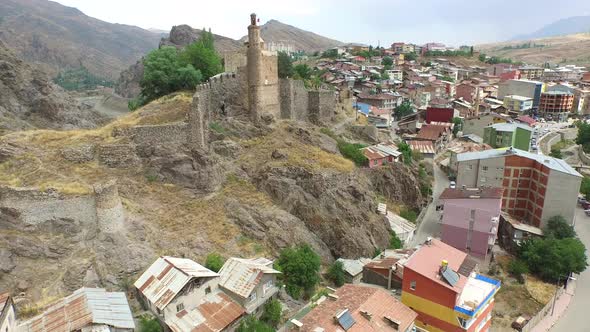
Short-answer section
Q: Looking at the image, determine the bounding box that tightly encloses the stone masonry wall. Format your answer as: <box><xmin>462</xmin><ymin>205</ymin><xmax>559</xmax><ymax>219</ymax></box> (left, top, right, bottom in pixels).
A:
<box><xmin>93</xmin><ymin>180</ymin><xmax>124</xmax><ymax>233</ymax></box>
<box><xmin>208</xmin><ymin>73</ymin><xmax>246</xmax><ymax>118</ymax></box>
<box><xmin>279</xmin><ymin>79</ymin><xmax>308</xmax><ymax>121</ymax></box>
<box><xmin>122</xmin><ymin>123</ymin><xmax>187</xmax><ymax>148</ymax></box>
<box><xmin>308</xmin><ymin>90</ymin><xmax>336</xmax><ymax>125</ymax></box>
<box><xmin>188</xmin><ymin>85</ymin><xmax>210</xmax><ymax>150</ymax></box>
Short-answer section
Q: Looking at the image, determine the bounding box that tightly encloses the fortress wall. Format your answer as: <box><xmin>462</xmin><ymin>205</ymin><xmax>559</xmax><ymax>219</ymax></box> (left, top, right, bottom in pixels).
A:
<box><xmin>308</xmin><ymin>90</ymin><xmax>336</xmax><ymax>125</ymax></box>
<box><xmin>123</xmin><ymin>123</ymin><xmax>188</xmax><ymax>148</ymax></box>
<box><xmin>279</xmin><ymin>79</ymin><xmax>309</xmax><ymax>121</ymax></box>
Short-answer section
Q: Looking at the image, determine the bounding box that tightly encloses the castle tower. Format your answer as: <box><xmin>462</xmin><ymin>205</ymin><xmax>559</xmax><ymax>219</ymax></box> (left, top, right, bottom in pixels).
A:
<box><xmin>247</xmin><ymin>13</ymin><xmax>280</xmax><ymax>121</ymax></box>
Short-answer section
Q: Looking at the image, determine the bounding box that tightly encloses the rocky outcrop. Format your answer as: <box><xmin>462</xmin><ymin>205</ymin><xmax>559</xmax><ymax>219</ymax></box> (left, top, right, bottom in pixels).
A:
<box><xmin>0</xmin><ymin>41</ymin><xmax>106</xmax><ymax>132</ymax></box>
<box><xmin>114</xmin><ymin>60</ymin><xmax>144</xmax><ymax>98</ymax></box>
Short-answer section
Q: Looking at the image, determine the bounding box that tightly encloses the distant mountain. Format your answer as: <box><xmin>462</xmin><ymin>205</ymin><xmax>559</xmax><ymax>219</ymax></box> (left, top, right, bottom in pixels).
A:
<box><xmin>0</xmin><ymin>0</ymin><xmax>162</xmax><ymax>80</ymax></box>
<box><xmin>240</xmin><ymin>19</ymin><xmax>343</xmax><ymax>53</ymax></box>
<box><xmin>511</xmin><ymin>16</ymin><xmax>590</xmax><ymax>41</ymax></box>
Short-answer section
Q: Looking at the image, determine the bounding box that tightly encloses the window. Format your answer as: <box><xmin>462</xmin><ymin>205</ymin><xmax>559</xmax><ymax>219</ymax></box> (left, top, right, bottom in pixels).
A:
<box><xmin>205</xmin><ymin>286</ymin><xmax>211</xmax><ymax>294</ymax></box>
<box><xmin>482</xmin><ymin>166</ymin><xmax>488</xmax><ymax>171</ymax></box>
<box><xmin>470</xmin><ymin>209</ymin><xmax>476</xmax><ymax>219</ymax></box>
<box><xmin>467</xmin><ymin>165</ymin><xmax>473</xmax><ymax>170</ymax></box>
<box><xmin>249</xmin><ymin>291</ymin><xmax>257</xmax><ymax>302</ymax></box>
<box><xmin>410</xmin><ymin>281</ymin><xmax>416</xmax><ymax>290</ymax></box>
<box><xmin>176</xmin><ymin>303</ymin><xmax>184</xmax><ymax>312</ymax></box>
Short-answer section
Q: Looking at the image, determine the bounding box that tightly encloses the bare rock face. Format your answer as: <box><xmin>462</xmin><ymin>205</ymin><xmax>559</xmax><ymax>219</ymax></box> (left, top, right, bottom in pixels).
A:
<box><xmin>114</xmin><ymin>60</ymin><xmax>144</xmax><ymax>98</ymax></box>
<box><xmin>0</xmin><ymin>41</ymin><xmax>106</xmax><ymax>132</ymax></box>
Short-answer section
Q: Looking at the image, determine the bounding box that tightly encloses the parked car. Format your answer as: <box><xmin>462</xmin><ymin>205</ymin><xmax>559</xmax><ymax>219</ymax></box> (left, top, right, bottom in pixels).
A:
<box><xmin>449</xmin><ymin>181</ymin><xmax>456</xmax><ymax>189</ymax></box>
<box><xmin>584</xmin><ymin>209</ymin><xmax>590</xmax><ymax>217</ymax></box>
<box><xmin>581</xmin><ymin>201</ymin><xmax>590</xmax><ymax>210</ymax></box>
<box><xmin>578</xmin><ymin>196</ymin><xmax>587</xmax><ymax>205</ymax></box>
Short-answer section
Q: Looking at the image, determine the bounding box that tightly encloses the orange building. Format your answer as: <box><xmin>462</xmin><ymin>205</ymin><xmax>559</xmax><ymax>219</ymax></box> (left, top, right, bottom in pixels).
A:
<box><xmin>401</xmin><ymin>239</ymin><xmax>500</xmax><ymax>332</ymax></box>
<box><xmin>539</xmin><ymin>90</ymin><xmax>574</xmax><ymax>122</ymax></box>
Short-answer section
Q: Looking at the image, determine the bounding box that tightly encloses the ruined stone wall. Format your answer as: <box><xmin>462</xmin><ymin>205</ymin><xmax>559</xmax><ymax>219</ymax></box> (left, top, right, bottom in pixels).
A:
<box><xmin>188</xmin><ymin>84</ymin><xmax>210</xmax><ymax>150</ymax></box>
<box><xmin>98</xmin><ymin>144</ymin><xmax>140</xmax><ymax>168</ymax></box>
<box><xmin>122</xmin><ymin>123</ymin><xmax>188</xmax><ymax>148</ymax></box>
<box><xmin>0</xmin><ymin>187</ymin><xmax>97</xmax><ymax>226</ymax></box>
<box><xmin>308</xmin><ymin>90</ymin><xmax>336</xmax><ymax>125</ymax></box>
<box><xmin>208</xmin><ymin>73</ymin><xmax>246</xmax><ymax>118</ymax></box>
<box><xmin>93</xmin><ymin>180</ymin><xmax>124</xmax><ymax>233</ymax></box>
<box><xmin>257</xmin><ymin>54</ymin><xmax>281</xmax><ymax>119</ymax></box>
<box><xmin>279</xmin><ymin>79</ymin><xmax>309</xmax><ymax>121</ymax></box>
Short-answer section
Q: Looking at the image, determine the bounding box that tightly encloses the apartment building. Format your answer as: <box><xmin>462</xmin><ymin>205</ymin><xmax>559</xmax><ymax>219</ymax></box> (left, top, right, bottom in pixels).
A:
<box><xmin>498</xmin><ymin>79</ymin><xmax>545</xmax><ymax>109</ymax></box>
<box><xmin>483</xmin><ymin>123</ymin><xmax>532</xmax><ymax>151</ymax></box>
<box><xmin>538</xmin><ymin>90</ymin><xmax>574</xmax><ymax>122</ymax></box>
<box><xmin>502</xmin><ymin>95</ymin><xmax>533</xmax><ymax>115</ymax></box>
<box><xmin>456</xmin><ymin>148</ymin><xmax>582</xmax><ymax>227</ymax></box>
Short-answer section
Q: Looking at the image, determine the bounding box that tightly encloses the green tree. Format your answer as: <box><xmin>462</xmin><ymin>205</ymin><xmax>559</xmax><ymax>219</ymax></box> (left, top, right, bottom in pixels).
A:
<box><xmin>580</xmin><ymin>176</ymin><xmax>590</xmax><ymax>200</ymax></box>
<box><xmin>236</xmin><ymin>316</ymin><xmax>274</xmax><ymax>332</ymax></box>
<box><xmin>508</xmin><ymin>259</ymin><xmax>528</xmax><ymax>283</ymax></box>
<box><xmin>381</xmin><ymin>72</ymin><xmax>390</xmax><ymax>80</ymax></box>
<box><xmin>275</xmin><ymin>244</ymin><xmax>321</xmax><ymax>299</ymax></box>
<box><xmin>140</xmin><ymin>46</ymin><xmax>203</xmax><ymax>104</ymax></box>
<box><xmin>293</xmin><ymin>64</ymin><xmax>312</xmax><ymax>80</ymax></box>
<box><xmin>337</xmin><ymin>141</ymin><xmax>368</xmax><ymax>166</ymax></box>
<box><xmin>479</xmin><ymin>53</ymin><xmax>487</xmax><ymax>62</ymax></box>
<box><xmin>180</xmin><ymin>32</ymin><xmax>223</xmax><ymax>80</ymax></box>
<box><xmin>544</xmin><ymin>216</ymin><xmax>576</xmax><ymax>239</ymax></box>
<box><xmin>321</xmin><ymin>49</ymin><xmax>339</xmax><ymax>59</ymax></box>
<box><xmin>452</xmin><ymin>117</ymin><xmax>463</xmax><ymax>137</ymax></box>
<box><xmin>398</xmin><ymin>142</ymin><xmax>413</xmax><ymax>165</ymax></box>
<box><xmin>550</xmin><ymin>146</ymin><xmax>562</xmax><ymax>159</ymax></box>
<box><xmin>394</xmin><ymin>101</ymin><xmax>414</xmax><ymax>120</ymax></box>
<box><xmin>260</xmin><ymin>299</ymin><xmax>282</xmax><ymax>328</ymax></box>
<box><xmin>138</xmin><ymin>315</ymin><xmax>162</xmax><ymax>332</ymax></box>
<box><xmin>204</xmin><ymin>252</ymin><xmax>225</xmax><ymax>272</ymax></box>
<box><xmin>405</xmin><ymin>52</ymin><xmax>418</xmax><ymax>61</ymax></box>
<box><xmin>519</xmin><ymin>237</ymin><xmax>588</xmax><ymax>281</ymax></box>
<box><xmin>441</xmin><ymin>75</ymin><xmax>455</xmax><ymax>82</ymax></box>
<box><xmin>382</xmin><ymin>56</ymin><xmax>393</xmax><ymax>67</ymax></box>
<box><xmin>277</xmin><ymin>51</ymin><xmax>293</xmax><ymax>78</ymax></box>
<box><xmin>389</xmin><ymin>231</ymin><xmax>403</xmax><ymax>249</ymax></box>
<box><xmin>327</xmin><ymin>261</ymin><xmax>346</xmax><ymax>287</ymax></box>
<box><xmin>575</xmin><ymin>121</ymin><xmax>590</xmax><ymax>149</ymax></box>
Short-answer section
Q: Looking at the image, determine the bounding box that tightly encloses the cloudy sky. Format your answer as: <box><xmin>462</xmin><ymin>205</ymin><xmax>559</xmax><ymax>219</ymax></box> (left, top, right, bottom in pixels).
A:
<box><xmin>54</xmin><ymin>0</ymin><xmax>590</xmax><ymax>46</ymax></box>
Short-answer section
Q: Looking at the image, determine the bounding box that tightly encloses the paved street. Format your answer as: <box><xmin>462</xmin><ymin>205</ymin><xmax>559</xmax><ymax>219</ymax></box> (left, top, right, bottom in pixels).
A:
<box><xmin>409</xmin><ymin>163</ymin><xmax>449</xmax><ymax>246</ymax></box>
<box><xmin>550</xmin><ymin>206</ymin><xmax>590</xmax><ymax>331</ymax></box>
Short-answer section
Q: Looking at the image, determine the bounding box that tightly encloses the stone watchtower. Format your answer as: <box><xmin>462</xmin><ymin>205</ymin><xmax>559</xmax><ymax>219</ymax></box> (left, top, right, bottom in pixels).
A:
<box><xmin>247</xmin><ymin>13</ymin><xmax>280</xmax><ymax>121</ymax></box>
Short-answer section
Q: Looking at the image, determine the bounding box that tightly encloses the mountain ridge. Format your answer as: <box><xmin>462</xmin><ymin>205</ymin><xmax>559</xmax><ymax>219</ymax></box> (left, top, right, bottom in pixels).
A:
<box><xmin>511</xmin><ymin>15</ymin><xmax>590</xmax><ymax>41</ymax></box>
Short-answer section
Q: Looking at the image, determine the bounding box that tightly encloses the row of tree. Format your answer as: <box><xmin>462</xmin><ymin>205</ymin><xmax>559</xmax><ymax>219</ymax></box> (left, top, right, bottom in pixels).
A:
<box><xmin>130</xmin><ymin>29</ymin><xmax>223</xmax><ymax>110</ymax></box>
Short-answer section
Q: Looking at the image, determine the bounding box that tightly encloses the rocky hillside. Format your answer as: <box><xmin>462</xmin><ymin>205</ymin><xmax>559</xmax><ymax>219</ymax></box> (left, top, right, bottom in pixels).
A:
<box><xmin>115</xmin><ymin>25</ymin><xmax>243</xmax><ymax>98</ymax></box>
<box><xmin>477</xmin><ymin>33</ymin><xmax>590</xmax><ymax>66</ymax></box>
<box><xmin>240</xmin><ymin>19</ymin><xmax>343</xmax><ymax>53</ymax></box>
<box><xmin>0</xmin><ymin>0</ymin><xmax>161</xmax><ymax>80</ymax></box>
<box><xmin>0</xmin><ymin>40</ymin><xmax>106</xmax><ymax>133</ymax></box>
<box><xmin>0</xmin><ymin>93</ymin><xmax>425</xmax><ymax>306</ymax></box>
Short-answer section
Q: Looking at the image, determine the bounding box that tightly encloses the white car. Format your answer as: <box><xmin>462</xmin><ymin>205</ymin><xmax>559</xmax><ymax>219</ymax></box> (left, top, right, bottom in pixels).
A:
<box><xmin>450</xmin><ymin>181</ymin><xmax>456</xmax><ymax>189</ymax></box>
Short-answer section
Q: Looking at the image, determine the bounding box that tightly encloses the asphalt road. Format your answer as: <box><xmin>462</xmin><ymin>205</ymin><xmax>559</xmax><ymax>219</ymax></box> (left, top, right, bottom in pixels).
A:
<box><xmin>550</xmin><ymin>206</ymin><xmax>590</xmax><ymax>331</ymax></box>
<box><xmin>409</xmin><ymin>163</ymin><xmax>449</xmax><ymax>247</ymax></box>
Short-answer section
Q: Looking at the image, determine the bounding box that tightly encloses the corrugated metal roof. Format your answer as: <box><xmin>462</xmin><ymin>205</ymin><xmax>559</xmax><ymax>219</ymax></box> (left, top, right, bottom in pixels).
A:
<box><xmin>218</xmin><ymin>258</ymin><xmax>280</xmax><ymax>299</ymax></box>
<box><xmin>18</xmin><ymin>288</ymin><xmax>134</xmax><ymax>332</ymax></box>
<box><xmin>0</xmin><ymin>291</ymin><xmax>10</xmax><ymax>319</ymax></box>
<box><xmin>386</xmin><ymin>212</ymin><xmax>416</xmax><ymax>235</ymax></box>
<box><xmin>408</xmin><ymin>140</ymin><xmax>436</xmax><ymax>155</ymax></box>
<box><xmin>336</xmin><ymin>258</ymin><xmax>371</xmax><ymax>277</ymax></box>
<box><xmin>456</xmin><ymin>147</ymin><xmax>582</xmax><ymax>177</ymax></box>
<box><xmin>134</xmin><ymin>256</ymin><xmax>219</xmax><ymax>310</ymax></box>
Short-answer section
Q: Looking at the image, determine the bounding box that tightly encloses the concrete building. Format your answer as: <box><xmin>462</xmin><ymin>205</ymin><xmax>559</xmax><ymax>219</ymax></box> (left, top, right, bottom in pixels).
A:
<box><xmin>357</xmin><ymin>93</ymin><xmax>400</xmax><ymax>111</ymax></box>
<box><xmin>502</xmin><ymin>95</ymin><xmax>533</xmax><ymax>115</ymax></box>
<box><xmin>498</xmin><ymin>79</ymin><xmax>545</xmax><ymax>109</ymax></box>
<box><xmin>483</xmin><ymin>123</ymin><xmax>532</xmax><ymax>151</ymax></box>
<box><xmin>401</xmin><ymin>238</ymin><xmax>500</xmax><ymax>332</ymax></box>
<box><xmin>218</xmin><ymin>257</ymin><xmax>281</xmax><ymax>314</ymax></box>
<box><xmin>518</xmin><ymin>65</ymin><xmax>544</xmax><ymax>80</ymax></box>
<box><xmin>18</xmin><ymin>288</ymin><xmax>135</xmax><ymax>332</ymax></box>
<box><xmin>456</xmin><ymin>148</ymin><xmax>582</xmax><ymax>227</ymax></box>
<box><xmin>294</xmin><ymin>284</ymin><xmax>418</xmax><ymax>332</ymax></box>
<box><xmin>0</xmin><ymin>292</ymin><xmax>15</xmax><ymax>332</ymax></box>
<box><xmin>135</xmin><ymin>256</ymin><xmax>244</xmax><ymax>331</ymax></box>
<box><xmin>538</xmin><ymin>90</ymin><xmax>574</xmax><ymax>122</ymax></box>
<box><xmin>462</xmin><ymin>113</ymin><xmax>509</xmax><ymax>138</ymax></box>
<box><xmin>439</xmin><ymin>188</ymin><xmax>504</xmax><ymax>259</ymax></box>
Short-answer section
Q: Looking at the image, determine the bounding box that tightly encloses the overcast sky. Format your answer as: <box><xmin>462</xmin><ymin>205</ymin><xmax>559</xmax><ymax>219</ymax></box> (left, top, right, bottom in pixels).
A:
<box><xmin>54</xmin><ymin>0</ymin><xmax>590</xmax><ymax>46</ymax></box>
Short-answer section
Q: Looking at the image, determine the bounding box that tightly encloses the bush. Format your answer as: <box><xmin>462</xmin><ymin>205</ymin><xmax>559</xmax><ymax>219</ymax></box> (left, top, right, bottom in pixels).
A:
<box><xmin>398</xmin><ymin>142</ymin><xmax>413</xmax><ymax>165</ymax></box>
<box><xmin>327</xmin><ymin>261</ymin><xmax>346</xmax><ymax>287</ymax></box>
<box><xmin>549</xmin><ymin>146</ymin><xmax>562</xmax><ymax>159</ymax></box>
<box><xmin>275</xmin><ymin>244</ymin><xmax>321</xmax><ymax>299</ymax></box>
<box><xmin>508</xmin><ymin>259</ymin><xmax>528</xmax><ymax>283</ymax></box>
<box><xmin>209</xmin><ymin>122</ymin><xmax>227</xmax><ymax>134</ymax></box>
<box><xmin>236</xmin><ymin>316</ymin><xmax>274</xmax><ymax>332</ymax></box>
<box><xmin>204</xmin><ymin>253</ymin><xmax>225</xmax><ymax>272</ymax></box>
<box><xmin>337</xmin><ymin>141</ymin><xmax>368</xmax><ymax>166</ymax></box>
<box><xmin>389</xmin><ymin>231</ymin><xmax>403</xmax><ymax>249</ymax></box>
<box><xmin>260</xmin><ymin>299</ymin><xmax>282</xmax><ymax>328</ymax></box>
<box><xmin>400</xmin><ymin>208</ymin><xmax>418</xmax><ymax>223</ymax></box>
<box><xmin>544</xmin><ymin>216</ymin><xmax>576</xmax><ymax>239</ymax></box>
<box><xmin>138</xmin><ymin>315</ymin><xmax>162</xmax><ymax>332</ymax></box>
<box><xmin>581</xmin><ymin>176</ymin><xmax>590</xmax><ymax>200</ymax></box>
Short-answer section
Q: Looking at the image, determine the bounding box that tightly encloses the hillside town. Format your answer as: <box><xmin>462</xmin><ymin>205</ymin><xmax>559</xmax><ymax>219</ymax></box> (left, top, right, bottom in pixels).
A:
<box><xmin>2</xmin><ymin>2</ymin><xmax>590</xmax><ymax>332</ymax></box>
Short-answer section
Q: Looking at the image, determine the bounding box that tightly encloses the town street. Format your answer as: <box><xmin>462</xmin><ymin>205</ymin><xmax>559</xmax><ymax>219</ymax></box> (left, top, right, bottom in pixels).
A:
<box><xmin>409</xmin><ymin>162</ymin><xmax>449</xmax><ymax>246</ymax></box>
<box><xmin>550</xmin><ymin>206</ymin><xmax>590</xmax><ymax>331</ymax></box>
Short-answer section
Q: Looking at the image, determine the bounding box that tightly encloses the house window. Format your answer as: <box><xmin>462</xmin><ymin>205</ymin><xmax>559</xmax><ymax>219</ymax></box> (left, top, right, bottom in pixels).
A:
<box><xmin>205</xmin><ymin>286</ymin><xmax>211</xmax><ymax>294</ymax></box>
<box><xmin>263</xmin><ymin>279</ymin><xmax>274</xmax><ymax>295</ymax></box>
<box><xmin>176</xmin><ymin>303</ymin><xmax>184</xmax><ymax>312</ymax></box>
<box><xmin>374</xmin><ymin>160</ymin><xmax>379</xmax><ymax>166</ymax></box>
<box><xmin>470</xmin><ymin>209</ymin><xmax>476</xmax><ymax>219</ymax></box>
<box><xmin>467</xmin><ymin>165</ymin><xmax>473</xmax><ymax>170</ymax></box>
<box><xmin>410</xmin><ymin>281</ymin><xmax>416</xmax><ymax>290</ymax></box>
<box><xmin>458</xmin><ymin>317</ymin><xmax>468</xmax><ymax>328</ymax></box>
<box><xmin>482</xmin><ymin>166</ymin><xmax>488</xmax><ymax>171</ymax></box>
<box><xmin>249</xmin><ymin>291</ymin><xmax>257</xmax><ymax>302</ymax></box>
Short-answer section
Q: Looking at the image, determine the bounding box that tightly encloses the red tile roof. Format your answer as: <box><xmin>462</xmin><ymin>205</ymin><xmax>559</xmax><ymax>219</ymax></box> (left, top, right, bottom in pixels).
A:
<box><xmin>439</xmin><ymin>187</ymin><xmax>504</xmax><ymax>200</ymax></box>
<box><xmin>297</xmin><ymin>284</ymin><xmax>417</xmax><ymax>332</ymax></box>
<box><xmin>404</xmin><ymin>239</ymin><xmax>468</xmax><ymax>292</ymax></box>
<box><xmin>415</xmin><ymin>124</ymin><xmax>449</xmax><ymax>141</ymax></box>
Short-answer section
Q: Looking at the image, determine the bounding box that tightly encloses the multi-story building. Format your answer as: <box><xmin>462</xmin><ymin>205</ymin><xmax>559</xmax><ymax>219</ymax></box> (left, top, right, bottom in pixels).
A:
<box><xmin>357</xmin><ymin>93</ymin><xmax>400</xmax><ymax>110</ymax></box>
<box><xmin>294</xmin><ymin>284</ymin><xmax>418</xmax><ymax>332</ymax></box>
<box><xmin>439</xmin><ymin>188</ymin><xmax>503</xmax><ymax>259</ymax></box>
<box><xmin>543</xmin><ymin>65</ymin><xmax>587</xmax><ymax>81</ymax></box>
<box><xmin>498</xmin><ymin>79</ymin><xmax>545</xmax><ymax>109</ymax></box>
<box><xmin>499</xmin><ymin>70</ymin><xmax>521</xmax><ymax>82</ymax></box>
<box><xmin>385</xmin><ymin>69</ymin><xmax>403</xmax><ymax>81</ymax></box>
<box><xmin>574</xmin><ymin>88</ymin><xmax>590</xmax><ymax>115</ymax></box>
<box><xmin>135</xmin><ymin>256</ymin><xmax>245</xmax><ymax>331</ymax></box>
<box><xmin>0</xmin><ymin>292</ymin><xmax>15</xmax><ymax>332</ymax></box>
<box><xmin>538</xmin><ymin>90</ymin><xmax>574</xmax><ymax>122</ymax></box>
<box><xmin>502</xmin><ymin>95</ymin><xmax>533</xmax><ymax>115</ymax></box>
<box><xmin>456</xmin><ymin>148</ymin><xmax>582</xmax><ymax>227</ymax></box>
<box><xmin>401</xmin><ymin>238</ymin><xmax>501</xmax><ymax>332</ymax></box>
<box><xmin>218</xmin><ymin>257</ymin><xmax>281</xmax><ymax>314</ymax></box>
<box><xmin>483</xmin><ymin>123</ymin><xmax>532</xmax><ymax>151</ymax></box>
<box><xmin>518</xmin><ymin>65</ymin><xmax>544</xmax><ymax>80</ymax></box>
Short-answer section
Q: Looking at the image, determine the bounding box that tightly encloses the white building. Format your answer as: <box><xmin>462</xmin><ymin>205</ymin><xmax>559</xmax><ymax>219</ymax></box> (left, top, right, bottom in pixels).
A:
<box><xmin>0</xmin><ymin>292</ymin><xmax>15</xmax><ymax>332</ymax></box>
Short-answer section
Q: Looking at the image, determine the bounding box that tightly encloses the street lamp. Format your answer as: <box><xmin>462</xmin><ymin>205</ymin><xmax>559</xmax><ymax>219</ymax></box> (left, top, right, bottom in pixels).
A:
<box><xmin>551</xmin><ymin>273</ymin><xmax>577</xmax><ymax>316</ymax></box>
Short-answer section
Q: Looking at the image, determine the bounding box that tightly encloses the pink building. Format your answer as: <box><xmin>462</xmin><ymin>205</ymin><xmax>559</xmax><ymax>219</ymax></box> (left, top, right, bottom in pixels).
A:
<box><xmin>439</xmin><ymin>187</ymin><xmax>504</xmax><ymax>259</ymax></box>
<box><xmin>499</xmin><ymin>70</ymin><xmax>521</xmax><ymax>82</ymax></box>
